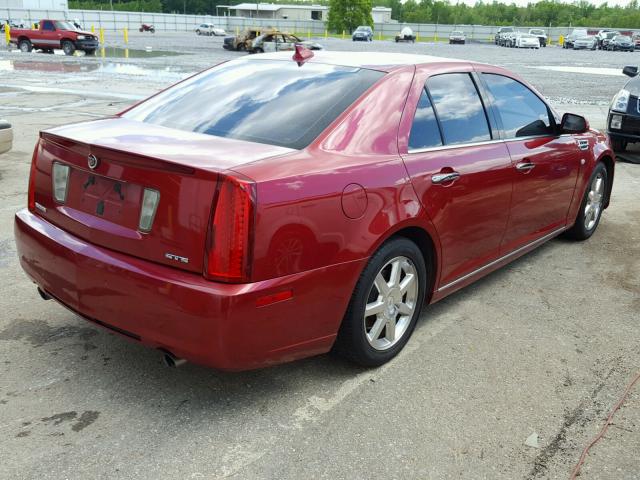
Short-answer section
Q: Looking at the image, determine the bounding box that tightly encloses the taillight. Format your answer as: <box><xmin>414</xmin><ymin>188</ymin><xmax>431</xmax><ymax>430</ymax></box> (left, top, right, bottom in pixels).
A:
<box><xmin>205</xmin><ymin>175</ymin><xmax>255</xmax><ymax>283</ymax></box>
<box><xmin>52</xmin><ymin>162</ymin><xmax>70</xmax><ymax>203</ymax></box>
<box><xmin>27</xmin><ymin>140</ymin><xmax>40</xmax><ymax>212</ymax></box>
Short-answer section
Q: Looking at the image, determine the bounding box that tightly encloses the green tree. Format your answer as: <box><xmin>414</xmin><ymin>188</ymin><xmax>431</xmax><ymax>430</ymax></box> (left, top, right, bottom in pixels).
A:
<box><xmin>327</xmin><ymin>0</ymin><xmax>373</xmax><ymax>33</ymax></box>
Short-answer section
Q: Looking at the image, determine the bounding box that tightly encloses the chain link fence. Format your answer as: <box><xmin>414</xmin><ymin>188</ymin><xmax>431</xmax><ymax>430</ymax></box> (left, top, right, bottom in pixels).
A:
<box><xmin>3</xmin><ymin>7</ymin><xmax>635</xmax><ymax>43</ymax></box>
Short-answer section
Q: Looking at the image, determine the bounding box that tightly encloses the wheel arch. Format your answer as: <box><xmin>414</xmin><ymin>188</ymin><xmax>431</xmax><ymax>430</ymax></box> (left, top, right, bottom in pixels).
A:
<box><xmin>598</xmin><ymin>154</ymin><xmax>614</xmax><ymax>209</ymax></box>
<box><xmin>391</xmin><ymin>226</ymin><xmax>438</xmax><ymax>303</ymax></box>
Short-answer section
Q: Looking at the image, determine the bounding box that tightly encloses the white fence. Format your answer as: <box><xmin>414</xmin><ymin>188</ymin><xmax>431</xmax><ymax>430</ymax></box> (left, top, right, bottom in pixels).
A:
<box><xmin>3</xmin><ymin>7</ymin><xmax>637</xmax><ymax>41</ymax></box>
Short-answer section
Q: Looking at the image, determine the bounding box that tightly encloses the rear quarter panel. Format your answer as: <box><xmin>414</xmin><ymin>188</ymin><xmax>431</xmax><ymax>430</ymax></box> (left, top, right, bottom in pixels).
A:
<box><xmin>234</xmin><ymin>67</ymin><xmax>437</xmax><ymax>285</ymax></box>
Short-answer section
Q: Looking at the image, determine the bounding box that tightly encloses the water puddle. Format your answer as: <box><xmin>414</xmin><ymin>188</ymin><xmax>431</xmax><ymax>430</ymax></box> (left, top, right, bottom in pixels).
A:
<box><xmin>529</xmin><ymin>66</ymin><xmax>624</xmax><ymax>76</ymax></box>
<box><xmin>0</xmin><ymin>58</ymin><xmax>190</xmax><ymax>80</ymax></box>
<box><xmin>53</xmin><ymin>46</ymin><xmax>184</xmax><ymax>58</ymax></box>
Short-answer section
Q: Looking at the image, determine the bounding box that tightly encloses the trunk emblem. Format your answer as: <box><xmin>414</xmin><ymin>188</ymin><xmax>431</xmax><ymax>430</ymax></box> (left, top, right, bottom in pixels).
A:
<box><xmin>88</xmin><ymin>154</ymin><xmax>99</xmax><ymax>170</ymax></box>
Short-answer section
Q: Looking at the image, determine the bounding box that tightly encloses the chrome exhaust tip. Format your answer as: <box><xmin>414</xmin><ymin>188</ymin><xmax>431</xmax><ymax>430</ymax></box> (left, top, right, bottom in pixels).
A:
<box><xmin>37</xmin><ymin>287</ymin><xmax>51</xmax><ymax>301</ymax></box>
<box><xmin>162</xmin><ymin>351</ymin><xmax>187</xmax><ymax>368</ymax></box>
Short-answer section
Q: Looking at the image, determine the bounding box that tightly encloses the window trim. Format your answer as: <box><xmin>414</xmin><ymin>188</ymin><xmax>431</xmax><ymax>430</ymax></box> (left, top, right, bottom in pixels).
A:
<box><xmin>476</xmin><ymin>71</ymin><xmax>559</xmax><ymax>141</ymax></box>
<box><xmin>425</xmin><ymin>72</ymin><xmax>495</xmax><ymax>148</ymax></box>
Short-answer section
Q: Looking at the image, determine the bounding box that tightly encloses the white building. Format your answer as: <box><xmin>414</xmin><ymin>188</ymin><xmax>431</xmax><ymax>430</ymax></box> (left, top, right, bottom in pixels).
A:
<box><xmin>225</xmin><ymin>3</ymin><xmax>394</xmax><ymax>23</ymax></box>
<box><xmin>229</xmin><ymin>3</ymin><xmax>328</xmax><ymax>21</ymax></box>
<box><xmin>372</xmin><ymin>6</ymin><xmax>392</xmax><ymax>23</ymax></box>
<box><xmin>0</xmin><ymin>0</ymin><xmax>68</xmax><ymax>8</ymax></box>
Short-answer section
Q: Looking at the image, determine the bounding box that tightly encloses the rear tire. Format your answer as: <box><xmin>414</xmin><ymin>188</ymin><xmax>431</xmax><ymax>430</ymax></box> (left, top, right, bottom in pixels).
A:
<box><xmin>565</xmin><ymin>163</ymin><xmax>608</xmax><ymax>241</ymax></box>
<box><xmin>18</xmin><ymin>39</ymin><xmax>32</xmax><ymax>53</ymax></box>
<box><xmin>334</xmin><ymin>237</ymin><xmax>427</xmax><ymax>367</ymax></box>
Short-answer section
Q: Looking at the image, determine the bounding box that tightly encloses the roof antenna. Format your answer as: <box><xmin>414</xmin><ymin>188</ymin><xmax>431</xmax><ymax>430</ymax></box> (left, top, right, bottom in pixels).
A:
<box><xmin>292</xmin><ymin>44</ymin><xmax>313</xmax><ymax>66</ymax></box>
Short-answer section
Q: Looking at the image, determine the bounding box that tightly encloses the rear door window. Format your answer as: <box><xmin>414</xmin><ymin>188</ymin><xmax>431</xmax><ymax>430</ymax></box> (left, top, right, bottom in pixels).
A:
<box><xmin>426</xmin><ymin>73</ymin><xmax>492</xmax><ymax>145</ymax></box>
<box><xmin>408</xmin><ymin>89</ymin><xmax>443</xmax><ymax>150</ymax></box>
<box><xmin>482</xmin><ymin>74</ymin><xmax>553</xmax><ymax>138</ymax></box>
<box><xmin>42</xmin><ymin>20</ymin><xmax>54</xmax><ymax>31</ymax></box>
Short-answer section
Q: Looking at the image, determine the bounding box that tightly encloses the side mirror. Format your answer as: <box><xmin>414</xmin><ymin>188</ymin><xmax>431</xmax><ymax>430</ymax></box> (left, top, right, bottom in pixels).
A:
<box><xmin>561</xmin><ymin>113</ymin><xmax>589</xmax><ymax>134</ymax></box>
<box><xmin>623</xmin><ymin>65</ymin><xmax>638</xmax><ymax>77</ymax></box>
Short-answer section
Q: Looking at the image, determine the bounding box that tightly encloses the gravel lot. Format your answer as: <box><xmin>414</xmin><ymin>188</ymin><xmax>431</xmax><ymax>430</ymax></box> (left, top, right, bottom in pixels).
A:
<box><xmin>1</xmin><ymin>32</ymin><xmax>639</xmax><ymax>480</ymax></box>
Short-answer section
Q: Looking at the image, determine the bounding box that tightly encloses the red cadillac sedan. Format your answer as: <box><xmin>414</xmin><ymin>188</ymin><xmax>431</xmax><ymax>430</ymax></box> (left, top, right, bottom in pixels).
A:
<box><xmin>15</xmin><ymin>51</ymin><xmax>614</xmax><ymax>371</ymax></box>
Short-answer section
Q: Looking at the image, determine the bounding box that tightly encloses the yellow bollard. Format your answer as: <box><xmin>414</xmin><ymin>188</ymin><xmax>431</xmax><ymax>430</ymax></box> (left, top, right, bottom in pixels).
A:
<box><xmin>5</xmin><ymin>25</ymin><xmax>10</xmax><ymax>46</ymax></box>
<box><xmin>91</xmin><ymin>25</ymin><xmax>95</xmax><ymax>33</ymax></box>
<box><xmin>101</xmin><ymin>47</ymin><xmax>105</xmax><ymax>58</ymax></box>
<box><xmin>99</xmin><ymin>27</ymin><xmax>105</xmax><ymax>44</ymax></box>
<box><xmin>125</xmin><ymin>48</ymin><xmax>129</xmax><ymax>58</ymax></box>
<box><xmin>559</xmin><ymin>35</ymin><xmax>564</xmax><ymax>46</ymax></box>
<box><xmin>123</xmin><ymin>27</ymin><xmax>128</xmax><ymax>44</ymax></box>
<box><xmin>342</xmin><ymin>30</ymin><xmax>345</xmax><ymax>40</ymax></box>
<box><xmin>307</xmin><ymin>28</ymin><xmax>311</xmax><ymax>39</ymax></box>
<box><xmin>378</xmin><ymin>30</ymin><xmax>382</xmax><ymax>40</ymax></box>
<box><xmin>417</xmin><ymin>33</ymin><xmax>420</xmax><ymax>42</ymax></box>
<box><xmin>324</xmin><ymin>29</ymin><xmax>328</xmax><ymax>40</ymax></box>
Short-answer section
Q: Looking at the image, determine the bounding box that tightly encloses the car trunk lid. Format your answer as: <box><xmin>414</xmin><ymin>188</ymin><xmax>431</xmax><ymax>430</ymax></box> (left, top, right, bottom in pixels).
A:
<box><xmin>32</xmin><ymin>118</ymin><xmax>293</xmax><ymax>274</ymax></box>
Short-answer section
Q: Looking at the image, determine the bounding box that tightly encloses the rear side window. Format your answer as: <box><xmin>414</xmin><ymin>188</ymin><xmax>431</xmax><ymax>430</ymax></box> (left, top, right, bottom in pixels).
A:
<box><xmin>409</xmin><ymin>89</ymin><xmax>442</xmax><ymax>150</ymax></box>
<box><xmin>482</xmin><ymin>74</ymin><xmax>552</xmax><ymax>138</ymax></box>
<box><xmin>124</xmin><ymin>60</ymin><xmax>384</xmax><ymax>150</ymax></box>
<box><xmin>426</xmin><ymin>73</ymin><xmax>491</xmax><ymax>145</ymax></box>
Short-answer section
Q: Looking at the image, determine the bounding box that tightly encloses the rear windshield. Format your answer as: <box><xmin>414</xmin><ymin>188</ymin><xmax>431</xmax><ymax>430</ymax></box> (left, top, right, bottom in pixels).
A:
<box><xmin>123</xmin><ymin>60</ymin><xmax>384</xmax><ymax>149</ymax></box>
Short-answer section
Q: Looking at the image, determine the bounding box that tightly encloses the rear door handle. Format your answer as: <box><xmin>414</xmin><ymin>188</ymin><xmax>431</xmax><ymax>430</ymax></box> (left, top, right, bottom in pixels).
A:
<box><xmin>516</xmin><ymin>161</ymin><xmax>535</xmax><ymax>172</ymax></box>
<box><xmin>431</xmin><ymin>172</ymin><xmax>461</xmax><ymax>184</ymax></box>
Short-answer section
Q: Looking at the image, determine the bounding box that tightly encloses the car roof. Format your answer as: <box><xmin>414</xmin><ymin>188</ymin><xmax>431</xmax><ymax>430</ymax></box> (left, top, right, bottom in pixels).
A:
<box><xmin>250</xmin><ymin>51</ymin><xmax>472</xmax><ymax>72</ymax></box>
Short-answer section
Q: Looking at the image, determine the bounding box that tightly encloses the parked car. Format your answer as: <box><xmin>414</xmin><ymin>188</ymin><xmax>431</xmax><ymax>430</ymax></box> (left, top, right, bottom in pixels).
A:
<box><xmin>633</xmin><ymin>33</ymin><xmax>640</xmax><ymax>50</ymax></box>
<box><xmin>395</xmin><ymin>26</ymin><xmax>416</xmax><ymax>43</ymax></box>
<box><xmin>607</xmin><ymin>65</ymin><xmax>640</xmax><ymax>156</ymax></box>
<box><xmin>501</xmin><ymin>31</ymin><xmax>517</xmax><ymax>47</ymax></box>
<box><xmin>139</xmin><ymin>23</ymin><xmax>155</xmax><ymax>33</ymax></box>
<box><xmin>596</xmin><ymin>29</ymin><xmax>618</xmax><ymax>49</ymax></box>
<box><xmin>495</xmin><ymin>26</ymin><xmax>514</xmax><ymax>45</ymax></box>
<box><xmin>223</xmin><ymin>28</ymin><xmax>261</xmax><ymax>51</ymax></box>
<box><xmin>352</xmin><ymin>25</ymin><xmax>373</xmax><ymax>42</ymax></box>
<box><xmin>15</xmin><ymin>50</ymin><xmax>615</xmax><ymax>371</ymax></box>
<box><xmin>514</xmin><ymin>33</ymin><xmax>540</xmax><ymax>49</ymax></box>
<box><xmin>8</xmin><ymin>19</ymin><xmax>99</xmax><ymax>55</ymax></box>
<box><xmin>528</xmin><ymin>28</ymin><xmax>547</xmax><ymax>47</ymax></box>
<box><xmin>195</xmin><ymin>23</ymin><xmax>225</xmax><ymax>36</ymax></box>
<box><xmin>250</xmin><ymin>32</ymin><xmax>322</xmax><ymax>53</ymax></box>
<box><xmin>599</xmin><ymin>31</ymin><xmax>619</xmax><ymax>50</ymax></box>
<box><xmin>448</xmin><ymin>30</ymin><xmax>466</xmax><ymax>44</ymax></box>
<box><xmin>606</xmin><ymin>35</ymin><xmax>634</xmax><ymax>52</ymax></box>
<box><xmin>573</xmin><ymin>35</ymin><xmax>597</xmax><ymax>50</ymax></box>
<box><xmin>563</xmin><ymin>28</ymin><xmax>588</xmax><ymax>49</ymax></box>
<box><xmin>0</xmin><ymin>120</ymin><xmax>12</xmax><ymax>154</ymax></box>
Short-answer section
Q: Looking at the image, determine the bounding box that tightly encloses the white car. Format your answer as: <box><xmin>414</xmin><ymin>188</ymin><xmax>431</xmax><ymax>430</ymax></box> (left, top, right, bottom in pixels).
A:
<box><xmin>0</xmin><ymin>120</ymin><xmax>13</xmax><ymax>154</ymax></box>
<box><xmin>515</xmin><ymin>33</ymin><xmax>540</xmax><ymax>49</ymax></box>
<box><xmin>195</xmin><ymin>23</ymin><xmax>225</xmax><ymax>36</ymax></box>
<box><xmin>528</xmin><ymin>28</ymin><xmax>547</xmax><ymax>47</ymax></box>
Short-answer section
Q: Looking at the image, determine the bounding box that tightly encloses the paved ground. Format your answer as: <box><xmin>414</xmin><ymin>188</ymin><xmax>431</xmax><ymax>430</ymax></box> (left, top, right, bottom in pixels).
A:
<box><xmin>0</xmin><ymin>33</ymin><xmax>639</xmax><ymax>480</ymax></box>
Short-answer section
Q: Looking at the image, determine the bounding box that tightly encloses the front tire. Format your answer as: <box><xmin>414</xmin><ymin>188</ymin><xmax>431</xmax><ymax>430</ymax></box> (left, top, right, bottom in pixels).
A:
<box><xmin>565</xmin><ymin>163</ymin><xmax>608</xmax><ymax>240</ymax></box>
<box><xmin>61</xmin><ymin>40</ymin><xmax>75</xmax><ymax>56</ymax></box>
<box><xmin>611</xmin><ymin>137</ymin><xmax>627</xmax><ymax>152</ymax></box>
<box><xmin>334</xmin><ymin>237</ymin><xmax>427</xmax><ymax>367</ymax></box>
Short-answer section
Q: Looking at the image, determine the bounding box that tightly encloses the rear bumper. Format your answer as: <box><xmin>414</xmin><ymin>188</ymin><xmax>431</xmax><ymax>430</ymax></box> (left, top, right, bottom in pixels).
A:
<box><xmin>15</xmin><ymin>209</ymin><xmax>363</xmax><ymax>370</ymax></box>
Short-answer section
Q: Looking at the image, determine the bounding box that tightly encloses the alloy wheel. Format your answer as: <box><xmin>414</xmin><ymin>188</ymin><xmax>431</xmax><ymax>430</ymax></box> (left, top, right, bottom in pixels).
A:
<box><xmin>364</xmin><ymin>256</ymin><xmax>418</xmax><ymax>351</ymax></box>
<box><xmin>584</xmin><ymin>172</ymin><xmax>604</xmax><ymax>231</ymax></box>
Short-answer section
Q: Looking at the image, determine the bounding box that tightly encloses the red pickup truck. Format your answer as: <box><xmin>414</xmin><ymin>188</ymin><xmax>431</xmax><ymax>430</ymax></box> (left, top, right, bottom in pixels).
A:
<box><xmin>10</xmin><ymin>19</ymin><xmax>99</xmax><ymax>55</ymax></box>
